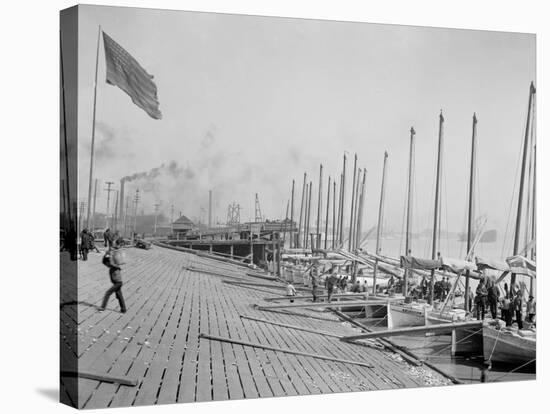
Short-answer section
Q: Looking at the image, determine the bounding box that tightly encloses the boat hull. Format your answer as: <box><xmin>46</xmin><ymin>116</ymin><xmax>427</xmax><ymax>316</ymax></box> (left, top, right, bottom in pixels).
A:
<box><xmin>388</xmin><ymin>303</ymin><xmax>426</xmax><ymax>329</ymax></box>
<box><xmin>483</xmin><ymin>326</ymin><xmax>536</xmax><ymax>367</ymax></box>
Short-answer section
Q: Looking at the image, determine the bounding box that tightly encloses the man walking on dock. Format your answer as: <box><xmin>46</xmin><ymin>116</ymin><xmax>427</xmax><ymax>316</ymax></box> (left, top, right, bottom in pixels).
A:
<box><xmin>100</xmin><ymin>245</ymin><xmax>127</xmax><ymax>313</ymax></box>
<box><xmin>80</xmin><ymin>228</ymin><xmax>93</xmax><ymax>261</ymax></box>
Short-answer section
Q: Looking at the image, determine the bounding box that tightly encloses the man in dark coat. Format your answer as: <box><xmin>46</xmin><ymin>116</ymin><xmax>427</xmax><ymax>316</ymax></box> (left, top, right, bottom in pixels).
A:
<box><xmin>80</xmin><ymin>228</ymin><xmax>93</xmax><ymax>261</ymax></box>
<box><xmin>475</xmin><ymin>280</ymin><xmax>488</xmax><ymax>320</ymax></box>
<box><xmin>487</xmin><ymin>281</ymin><xmax>500</xmax><ymax>319</ymax></box>
<box><xmin>104</xmin><ymin>228</ymin><xmax>113</xmax><ymax>248</ymax></box>
<box><xmin>513</xmin><ymin>293</ymin><xmax>523</xmax><ymax>329</ymax></box>
<box><xmin>100</xmin><ymin>246</ymin><xmax>127</xmax><ymax>313</ymax></box>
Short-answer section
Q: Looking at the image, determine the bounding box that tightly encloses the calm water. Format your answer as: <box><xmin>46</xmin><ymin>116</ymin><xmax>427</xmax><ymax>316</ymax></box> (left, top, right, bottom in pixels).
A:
<box><xmin>356</xmin><ymin>316</ymin><xmax>536</xmax><ymax>384</ymax></box>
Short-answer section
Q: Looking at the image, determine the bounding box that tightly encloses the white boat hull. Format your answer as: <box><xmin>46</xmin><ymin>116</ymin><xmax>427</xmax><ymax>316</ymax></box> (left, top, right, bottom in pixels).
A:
<box><xmin>483</xmin><ymin>326</ymin><xmax>536</xmax><ymax>367</ymax></box>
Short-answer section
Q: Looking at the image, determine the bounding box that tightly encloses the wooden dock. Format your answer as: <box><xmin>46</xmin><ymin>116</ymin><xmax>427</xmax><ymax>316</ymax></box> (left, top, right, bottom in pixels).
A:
<box><xmin>60</xmin><ymin>246</ymin><xmax>449</xmax><ymax>409</ymax></box>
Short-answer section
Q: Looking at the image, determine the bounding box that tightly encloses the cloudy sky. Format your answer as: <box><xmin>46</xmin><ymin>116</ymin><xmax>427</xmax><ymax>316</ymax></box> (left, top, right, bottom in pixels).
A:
<box><xmin>76</xmin><ymin>5</ymin><xmax>535</xmax><ymax>240</ymax></box>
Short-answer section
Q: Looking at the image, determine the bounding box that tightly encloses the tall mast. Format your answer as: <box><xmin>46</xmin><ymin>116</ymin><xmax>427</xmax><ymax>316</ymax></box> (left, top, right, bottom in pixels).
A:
<box><xmin>373</xmin><ymin>151</ymin><xmax>388</xmax><ymax>295</ymax></box>
<box><xmin>339</xmin><ymin>154</ymin><xmax>347</xmax><ymax>244</ymax></box>
<box><xmin>297</xmin><ymin>172</ymin><xmax>307</xmax><ymax>248</ymax></box>
<box><xmin>353</xmin><ymin>168</ymin><xmax>362</xmax><ymax>250</ymax></box>
<box><xmin>332</xmin><ymin>179</ymin><xmax>337</xmax><ymax>249</ymax></box>
<box><xmin>464</xmin><ymin>113</ymin><xmax>477</xmax><ymax>311</ymax></box>
<box><xmin>336</xmin><ymin>173</ymin><xmax>343</xmax><ymax>247</ymax></box>
<box><xmin>324</xmin><ymin>176</ymin><xmax>331</xmax><ymax>249</ymax></box>
<box><xmin>290</xmin><ymin>179</ymin><xmax>295</xmax><ymax>248</ymax></box>
<box><xmin>404</xmin><ymin>127</ymin><xmax>416</xmax><ymax>296</ymax></box>
<box><xmin>430</xmin><ymin>112</ymin><xmax>445</xmax><ymax>305</ymax></box>
<box><xmin>355</xmin><ymin>169</ymin><xmax>367</xmax><ymax>250</ymax></box>
<box><xmin>511</xmin><ymin>82</ymin><xmax>536</xmax><ymax>288</ymax></box>
<box><xmin>530</xmin><ymin>144</ymin><xmax>536</xmax><ymax>295</ymax></box>
<box><xmin>305</xmin><ymin>182</ymin><xmax>313</xmax><ymax>249</ymax></box>
<box><xmin>348</xmin><ymin>154</ymin><xmax>358</xmax><ymax>250</ymax></box>
<box><xmin>316</xmin><ymin>164</ymin><xmax>323</xmax><ymax>249</ymax></box>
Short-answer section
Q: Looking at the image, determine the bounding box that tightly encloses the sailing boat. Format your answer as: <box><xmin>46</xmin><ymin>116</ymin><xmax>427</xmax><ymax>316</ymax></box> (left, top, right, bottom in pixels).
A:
<box><xmin>481</xmin><ymin>82</ymin><xmax>537</xmax><ymax>369</ymax></box>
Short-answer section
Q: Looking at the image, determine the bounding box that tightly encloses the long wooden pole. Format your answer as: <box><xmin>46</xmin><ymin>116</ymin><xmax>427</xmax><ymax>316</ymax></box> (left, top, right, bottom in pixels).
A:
<box><xmin>465</xmin><ymin>114</ymin><xmax>477</xmax><ymax>311</ymax></box>
<box><xmin>511</xmin><ymin>82</ymin><xmax>536</xmax><ymax>288</ymax></box>
<box><xmin>199</xmin><ymin>333</ymin><xmax>373</xmax><ymax>368</ymax></box>
<box><xmin>240</xmin><ymin>314</ymin><xmax>344</xmax><ymax>338</ymax></box>
<box><xmin>324</xmin><ymin>176</ymin><xmax>331</xmax><ymax>249</ymax></box>
<box><xmin>256</xmin><ymin>300</ymin><xmax>375</xmax><ymax>310</ymax></box>
<box><xmin>373</xmin><ymin>152</ymin><xmax>388</xmax><ymax>295</ymax></box>
<box><xmin>404</xmin><ymin>127</ymin><xmax>416</xmax><ymax>296</ymax></box>
<box><xmin>348</xmin><ymin>154</ymin><xmax>358</xmax><ymax>250</ymax></box>
<box><xmin>341</xmin><ymin>320</ymin><xmax>483</xmax><ymax>341</ymax></box>
<box><xmin>297</xmin><ymin>172</ymin><xmax>306</xmax><ymax>248</ymax></box>
<box><xmin>430</xmin><ymin>112</ymin><xmax>445</xmax><ymax>305</ymax></box>
<box><xmin>332</xmin><ymin>179</ymin><xmax>337</xmax><ymax>249</ymax></box>
<box><xmin>316</xmin><ymin>164</ymin><xmax>323</xmax><ymax>249</ymax></box>
<box><xmin>290</xmin><ymin>179</ymin><xmax>295</xmax><ymax>248</ymax></box>
<box><xmin>86</xmin><ymin>25</ymin><xmax>102</xmax><ymax>229</ymax></box>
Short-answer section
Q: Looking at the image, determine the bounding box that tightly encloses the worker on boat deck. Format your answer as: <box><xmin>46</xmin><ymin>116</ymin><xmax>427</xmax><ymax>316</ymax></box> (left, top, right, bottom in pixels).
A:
<box><xmin>100</xmin><ymin>244</ymin><xmax>127</xmax><ymax>314</ymax></box>
<box><xmin>487</xmin><ymin>281</ymin><xmax>500</xmax><ymax>319</ymax></box>
<box><xmin>466</xmin><ymin>287</ymin><xmax>474</xmax><ymax>313</ymax></box>
<box><xmin>501</xmin><ymin>293</ymin><xmax>512</xmax><ymax>326</ymax></box>
<box><xmin>286</xmin><ymin>282</ymin><xmax>297</xmax><ymax>303</ymax></box>
<box><xmin>420</xmin><ymin>276</ymin><xmax>428</xmax><ymax>299</ymax></box>
<box><xmin>341</xmin><ymin>275</ymin><xmax>349</xmax><ymax>292</ymax></box>
<box><xmin>475</xmin><ymin>279</ymin><xmax>488</xmax><ymax>320</ymax></box>
<box><xmin>361</xmin><ymin>279</ymin><xmax>368</xmax><ymax>294</ymax></box>
<box><xmin>526</xmin><ymin>295</ymin><xmax>536</xmax><ymax>324</ymax></box>
<box><xmin>513</xmin><ymin>292</ymin><xmax>523</xmax><ymax>329</ymax></box>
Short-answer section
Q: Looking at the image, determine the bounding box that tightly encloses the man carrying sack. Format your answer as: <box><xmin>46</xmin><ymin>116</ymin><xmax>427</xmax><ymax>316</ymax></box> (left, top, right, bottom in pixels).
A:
<box><xmin>100</xmin><ymin>242</ymin><xmax>127</xmax><ymax>313</ymax></box>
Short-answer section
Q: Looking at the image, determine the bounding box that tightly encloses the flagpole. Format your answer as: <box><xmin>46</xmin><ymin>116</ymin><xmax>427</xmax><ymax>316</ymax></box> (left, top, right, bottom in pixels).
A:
<box><xmin>86</xmin><ymin>25</ymin><xmax>102</xmax><ymax>228</ymax></box>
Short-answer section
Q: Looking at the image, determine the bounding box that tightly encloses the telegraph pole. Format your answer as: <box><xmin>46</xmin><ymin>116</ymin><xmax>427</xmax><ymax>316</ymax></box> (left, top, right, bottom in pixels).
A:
<box><xmin>91</xmin><ymin>178</ymin><xmax>98</xmax><ymax>230</ymax></box>
<box><xmin>153</xmin><ymin>202</ymin><xmax>160</xmax><ymax>236</ymax></box>
<box><xmin>104</xmin><ymin>181</ymin><xmax>115</xmax><ymax>228</ymax></box>
<box><xmin>171</xmin><ymin>204</ymin><xmax>175</xmax><ymax>233</ymax></box>
<box><xmin>133</xmin><ymin>189</ymin><xmax>140</xmax><ymax>240</ymax></box>
<box><xmin>113</xmin><ymin>190</ymin><xmax>119</xmax><ymax>231</ymax></box>
<box><xmin>123</xmin><ymin>196</ymin><xmax>130</xmax><ymax>238</ymax></box>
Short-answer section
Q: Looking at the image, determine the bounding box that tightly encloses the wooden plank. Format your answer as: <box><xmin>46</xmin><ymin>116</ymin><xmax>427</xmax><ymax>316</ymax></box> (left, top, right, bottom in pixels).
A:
<box><xmin>200</xmin><ymin>333</ymin><xmax>374</xmax><ymax>368</ymax></box>
<box><xmin>341</xmin><ymin>320</ymin><xmax>483</xmax><ymax>341</ymax></box>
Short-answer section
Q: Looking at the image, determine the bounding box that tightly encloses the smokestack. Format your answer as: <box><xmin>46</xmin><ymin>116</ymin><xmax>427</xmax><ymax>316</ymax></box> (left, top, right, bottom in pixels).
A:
<box><xmin>208</xmin><ymin>190</ymin><xmax>212</xmax><ymax>229</ymax></box>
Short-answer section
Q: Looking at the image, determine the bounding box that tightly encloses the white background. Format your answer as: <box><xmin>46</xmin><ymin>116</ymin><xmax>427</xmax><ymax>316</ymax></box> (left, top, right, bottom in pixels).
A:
<box><xmin>0</xmin><ymin>0</ymin><xmax>546</xmax><ymax>413</ymax></box>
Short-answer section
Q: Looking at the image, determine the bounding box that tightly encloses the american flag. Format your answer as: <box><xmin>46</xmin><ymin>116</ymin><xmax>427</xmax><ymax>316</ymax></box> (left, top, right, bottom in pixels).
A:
<box><xmin>102</xmin><ymin>31</ymin><xmax>162</xmax><ymax>120</ymax></box>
